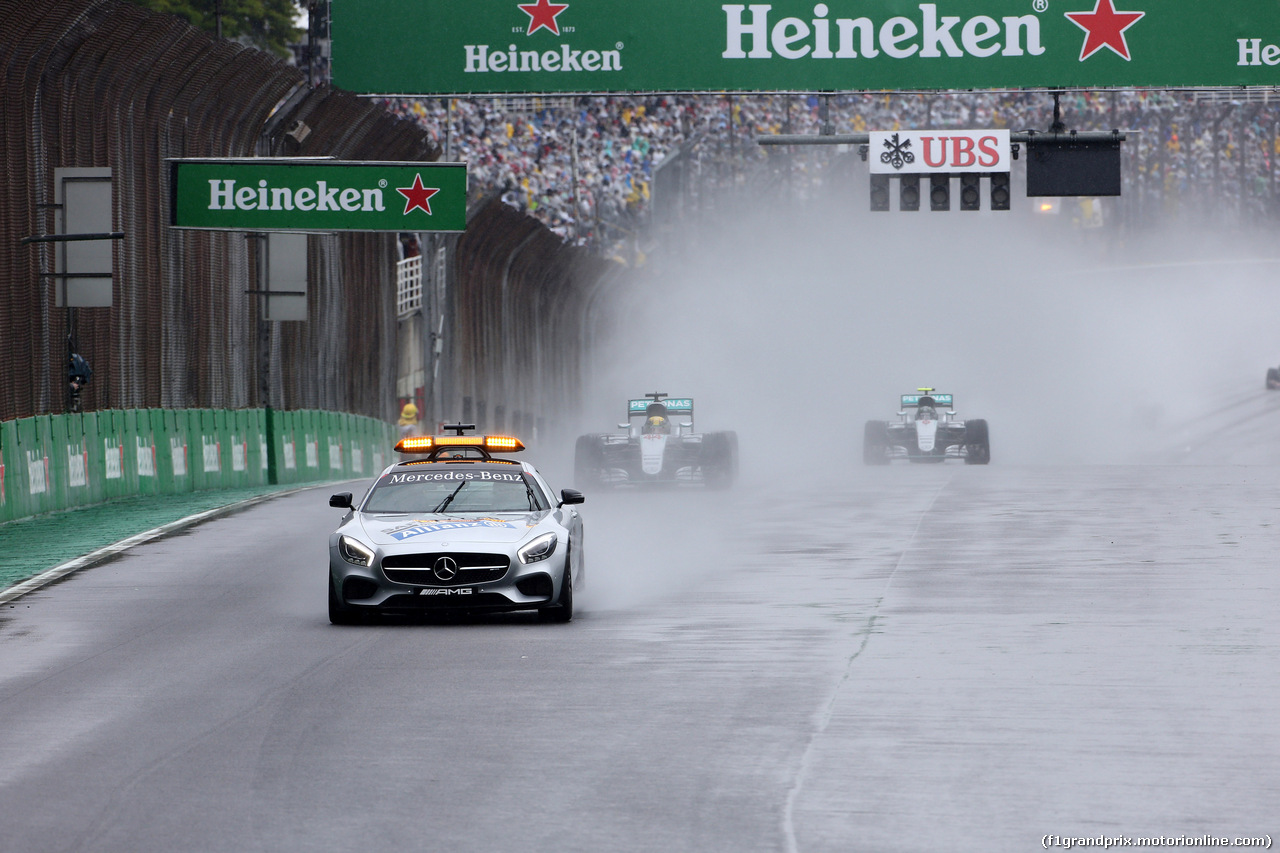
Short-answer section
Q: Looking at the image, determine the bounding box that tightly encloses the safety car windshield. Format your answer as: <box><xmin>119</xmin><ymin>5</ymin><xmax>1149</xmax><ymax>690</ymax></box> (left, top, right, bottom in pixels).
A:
<box><xmin>363</xmin><ymin>468</ymin><xmax>548</xmax><ymax>513</ymax></box>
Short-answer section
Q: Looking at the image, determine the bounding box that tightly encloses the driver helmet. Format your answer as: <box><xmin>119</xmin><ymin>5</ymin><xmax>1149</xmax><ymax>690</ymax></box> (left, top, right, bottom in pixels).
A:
<box><xmin>916</xmin><ymin>406</ymin><xmax>935</xmax><ymax>421</ymax></box>
<box><xmin>644</xmin><ymin>415</ymin><xmax>669</xmax><ymax>434</ymax></box>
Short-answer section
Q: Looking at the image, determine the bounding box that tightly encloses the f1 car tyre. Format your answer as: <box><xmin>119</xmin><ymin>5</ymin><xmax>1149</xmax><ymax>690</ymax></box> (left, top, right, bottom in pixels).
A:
<box><xmin>703</xmin><ymin>430</ymin><xmax>739</xmax><ymax>489</ymax></box>
<box><xmin>863</xmin><ymin>421</ymin><xmax>890</xmax><ymax>465</ymax></box>
<box><xmin>328</xmin><ymin>579</ymin><xmax>362</xmax><ymax>625</ymax></box>
<box><xmin>964</xmin><ymin>419</ymin><xmax>991</xmax><ymax>465</ymax></box>
<box><xmin>1267</xmin><ymin>367</ymin><xmax>1280</xmax><ymax>390</ymax></box>
<box><xmin>539</xmin><ymin>543</ymin><xmax>574</xmax><ymax>623</ymax></box>
<box><xmin>701</xmin><ymin>427</ymin><xmax>742</xmax><ymax>489</ymax></box>
<box><xmin>574</xmin><ymin>434</ymin><xmax>604</xmax><ymax>488</ymax></box>
<box><xmin>723</xmin><ymin>430</ymin><xmax>740</xmax><ymax>480</ymax></box>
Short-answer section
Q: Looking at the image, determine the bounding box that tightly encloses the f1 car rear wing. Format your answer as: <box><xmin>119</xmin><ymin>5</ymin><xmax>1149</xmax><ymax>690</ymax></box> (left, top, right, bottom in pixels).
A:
<box><xmin>628</xmin><ymin>397</ymin><xmax>694</xmax><ymax>418</ymax></box>
<box><xmin>901</xmin><ymin>393</ymin><xmax>954</xmax><ymax>409</ymax></box>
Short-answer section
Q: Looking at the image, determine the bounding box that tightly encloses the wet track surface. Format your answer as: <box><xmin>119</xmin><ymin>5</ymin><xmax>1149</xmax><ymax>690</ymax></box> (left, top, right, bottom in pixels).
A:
<box><xmin>1</xmin><ymin>391</ymin><xmax>1278</xmax><ymax>852</ymax></box>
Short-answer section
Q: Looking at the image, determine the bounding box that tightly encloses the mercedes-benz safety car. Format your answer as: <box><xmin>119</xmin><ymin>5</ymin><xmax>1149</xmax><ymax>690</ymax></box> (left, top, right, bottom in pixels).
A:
<box><xmin>863</xmin><ymin>389</ymin><xmax>990</xmax><ymax>465</ymax></box>
<box><xmin>327</xmin><ymin>426</ymin><xmax>585</xmax><ymax>624</ymax></box>
<box><xmin>574</xmin><ymin>392</ymin><xmax>738</xmax><ymax>488</ymax></box>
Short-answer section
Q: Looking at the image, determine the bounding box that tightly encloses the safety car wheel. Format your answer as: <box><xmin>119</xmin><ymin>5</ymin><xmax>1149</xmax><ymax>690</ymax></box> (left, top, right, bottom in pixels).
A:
<box><xmin>863</xmin><ymin>421</ymin><xmax>890</xmax><ymax>465</ymax></box>
<box><xmin>964</xmin><ymin>419</ymin><xmax>991</xmax><ymax>465</ymax></box>
<box><xmin>1267</xmin><ymin>367</ymin><xmax>1280</xmax><ymax>390</ymax></box>
<box><xmin>328</xmin><ymin>578</ymin><xmax>362</xmax><ymax>625</ymax></box>
<box><xmin>539</xmin><ymin>543</ymin><xmax>574</xmax><ymax>623</ymax></box>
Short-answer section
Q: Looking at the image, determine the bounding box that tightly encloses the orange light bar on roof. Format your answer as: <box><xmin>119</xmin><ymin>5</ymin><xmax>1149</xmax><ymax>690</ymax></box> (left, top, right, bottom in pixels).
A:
<box><xmin>394</xmin><ymin>434</ymin><xmax>525</xmax><ymax>454</ymax></box>
<box><xmin>395</xmin><ymin>435</ymin><xmax>435</xmax><ymax>454</ymax></box>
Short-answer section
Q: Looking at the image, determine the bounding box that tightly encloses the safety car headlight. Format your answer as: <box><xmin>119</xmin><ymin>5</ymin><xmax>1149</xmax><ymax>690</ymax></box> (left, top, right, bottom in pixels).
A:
<box><xmin>339</xmin><ymin>535</ymin><xmax>376</xmax><ymax>567</ymax></box>
<box><xmin>517</xmin><ymin>532</ymin><xmax>557</xmax><ymax>564</ymax></box>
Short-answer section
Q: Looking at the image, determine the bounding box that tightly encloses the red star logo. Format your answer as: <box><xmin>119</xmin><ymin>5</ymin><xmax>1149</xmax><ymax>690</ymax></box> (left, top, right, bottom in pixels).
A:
<box><xmin>1065</xmin><ymin>0</ymin><xmax>1145</xmax><ymax>61</ymax></box>
<box><xmin>396</xmin><ymin>174</ymin><xmax>440</xmax><ymax>216</ymax></box>
<box><xmin>518</xmin><ymin>0</ymin><xmax>569</xmax><ymax>36</ymax></box>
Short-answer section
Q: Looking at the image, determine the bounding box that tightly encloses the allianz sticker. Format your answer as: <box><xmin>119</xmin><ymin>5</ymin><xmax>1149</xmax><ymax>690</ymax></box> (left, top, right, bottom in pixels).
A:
<box><xmin>388</xmin><ymin>517</ymin><xmax>515</xmax><ymax>541</ymax></box>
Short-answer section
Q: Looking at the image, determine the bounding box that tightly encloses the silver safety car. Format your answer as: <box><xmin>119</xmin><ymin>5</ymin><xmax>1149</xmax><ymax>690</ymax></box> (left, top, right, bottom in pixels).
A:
<box><xmin>864</xmin><ymin>388</ymin><xmax>991</xmax><ymax>465</ymax></box>
<box><xmin>327</xmin><ymin>426</ymin><xmax>585</xmax><ymax>623</ymax></box>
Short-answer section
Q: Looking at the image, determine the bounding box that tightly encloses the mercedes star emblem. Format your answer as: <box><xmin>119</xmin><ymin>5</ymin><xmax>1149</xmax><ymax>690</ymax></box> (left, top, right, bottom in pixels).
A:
<box><xmin>433</xmin><ymin>556</ymin><xmax>459</xmax><ymax>581</ymax></box>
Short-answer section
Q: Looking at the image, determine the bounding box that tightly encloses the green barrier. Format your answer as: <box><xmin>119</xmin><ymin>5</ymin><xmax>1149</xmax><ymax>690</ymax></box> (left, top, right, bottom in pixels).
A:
<box><xmin>0</xmin><ymin>419</ymin><xmax>15</xmax><ymax>522</ymax></box>
<box><xmin>136</xmin><ymin>409</ymin><xmax>162</xmax><ymax>497</ymax></box>
<box><xmin>16</xmin><ymin>417</ymin><xmax>55</xmax><ymax>519</ymax></box>
<box><xmin>0</xmin><ymin>408</ymin><xmax>393</xmax><ymax>526</ymax></box>
<box><xmin>78</xmin><ymin>411</ymin><xmax>102</xmax><ymax>507</ymax></box>
<box><xmin>172</xmin><ymin>408</ymin><xmax>194</xmax><ymax>494</ymax></box>
<box><xmin>97</xmin><ymin>410</ymin><xmax>127</xmax><ymax>503</ymax></box>
<box><xmin>273</xmin><ymin>408</ymin><xmax>296</xmax><ymax>486</ymax></box>
<box><xmin>190</xmin><ymin>409</ymin><xmax>211</xmax><ymax>492</ymax></box>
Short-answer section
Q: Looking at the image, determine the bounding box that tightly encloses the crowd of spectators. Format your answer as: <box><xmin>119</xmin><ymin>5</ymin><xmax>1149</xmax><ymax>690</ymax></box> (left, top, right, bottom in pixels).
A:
<box><xmin>385</xmin><ymin>89</ymin><xmax>1280</xmax><ymax>251</ymax></box>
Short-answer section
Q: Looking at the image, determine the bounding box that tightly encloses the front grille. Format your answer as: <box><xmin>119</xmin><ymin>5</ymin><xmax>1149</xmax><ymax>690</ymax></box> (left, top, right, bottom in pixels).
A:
<box><xmin>381</xmin><ymin>552</ymin><xmax>510</xmax><ymax>586</ymax></box>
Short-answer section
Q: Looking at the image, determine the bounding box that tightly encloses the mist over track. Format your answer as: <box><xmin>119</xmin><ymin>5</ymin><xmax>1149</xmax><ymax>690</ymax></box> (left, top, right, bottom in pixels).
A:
<box><xmin>2</xmin><ymin>201</ymin><xmax>1278</xmax><ymax>851</ymax></box>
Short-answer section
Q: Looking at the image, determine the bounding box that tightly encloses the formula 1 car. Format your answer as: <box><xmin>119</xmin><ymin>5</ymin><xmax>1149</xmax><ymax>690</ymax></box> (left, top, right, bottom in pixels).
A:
<box><xmin>327</xmin><ymin>426</ymin><xmax>585</xmax><ymax>624</ymax></box>
<box><xmin>574</xmin><ymin>392</ymin><xmax>739</xmax><ymax>488</ymax></box>
<box><xmin>863</xmin><ymin>389</ymin><xmax>990</xmax><ymax>465</ymax></box>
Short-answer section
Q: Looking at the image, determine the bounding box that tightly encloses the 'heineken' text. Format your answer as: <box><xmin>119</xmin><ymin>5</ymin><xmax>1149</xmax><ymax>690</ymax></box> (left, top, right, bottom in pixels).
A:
<box><xmin>722</xmin><ymin>3</ymin><xmax>1045</xmax><ymax>61</ymax></box>
<box><xmin>464</xmin><ymin>43</ymin><xmax>622</xmax><ymax>73</ymax></box>
<box><xmin>208</xmin><ymin>180</ymin><xmax>386</xmax><ymax>213</ymax></box>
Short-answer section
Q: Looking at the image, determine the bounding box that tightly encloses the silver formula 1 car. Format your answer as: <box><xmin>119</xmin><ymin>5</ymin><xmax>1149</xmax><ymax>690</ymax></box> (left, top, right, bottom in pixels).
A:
<box><xmin>863</xmin><ymin>389</ymin><xmax>990</xmax><ymax>465</ymax></box>
<box><xmin>327</xmin><ymin>427</ymin><xmax>584</xmax><ymax>624</ymax></box>
<box><xmin>574</xmin><ymin>392</ymin><xmax>739</xmax><ymax>488</ymax></box>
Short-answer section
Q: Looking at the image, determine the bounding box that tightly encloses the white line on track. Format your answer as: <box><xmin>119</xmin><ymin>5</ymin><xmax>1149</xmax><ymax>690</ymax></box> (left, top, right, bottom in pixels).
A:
<box><xmin>782</xmin><ymin>471</ymin><xmax>954</xmax><ymax>853</ymax></box>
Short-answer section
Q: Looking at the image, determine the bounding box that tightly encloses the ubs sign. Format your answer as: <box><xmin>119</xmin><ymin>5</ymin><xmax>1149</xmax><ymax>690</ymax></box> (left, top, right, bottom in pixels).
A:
<box><xmin>869</xmin><ymin>130</ymin><xmax>1011</xmax><ymax>174</ymax></box>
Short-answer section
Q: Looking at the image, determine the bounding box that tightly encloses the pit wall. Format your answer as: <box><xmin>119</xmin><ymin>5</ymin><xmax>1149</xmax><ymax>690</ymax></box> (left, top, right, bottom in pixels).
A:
<box><xmin>0</xmin><ymin>409</ymin><xmax>394</xmax><ymax>524</ymax></box>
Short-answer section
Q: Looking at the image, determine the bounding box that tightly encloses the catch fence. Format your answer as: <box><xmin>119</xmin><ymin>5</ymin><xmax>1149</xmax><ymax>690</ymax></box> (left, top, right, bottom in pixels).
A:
<box><xmin>1</xmin><ymin>0</ymin><xmax>431</xmax><ymax>424</ymax></box>
<box><xmin>2</xmin><ymin>0</ymin><xmax>613</xmax><ymax>452</ymax></box>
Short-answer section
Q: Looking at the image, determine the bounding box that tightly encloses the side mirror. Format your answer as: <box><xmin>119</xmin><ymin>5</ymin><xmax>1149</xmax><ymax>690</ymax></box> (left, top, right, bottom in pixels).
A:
<box><xmin>329</xmin><ymin>492</ymin><xmax>353</xmax><ymax>509</ymax></box>
<box><xmin>559</xmin><ymin>488</ymin><xmax>585</xmax><ymax>506</ymax></box>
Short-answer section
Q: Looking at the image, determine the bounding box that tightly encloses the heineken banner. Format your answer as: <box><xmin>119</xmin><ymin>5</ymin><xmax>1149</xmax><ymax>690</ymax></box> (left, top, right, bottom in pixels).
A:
<box><xmin>332</xmin><ymin>0</ymin><xmax>1280</xmax><ymax>94</ymax></box>
<box><xmin>170</xmin><ymin>159</ymin><xmax>468</xmax><ymax>232</ymax></box>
